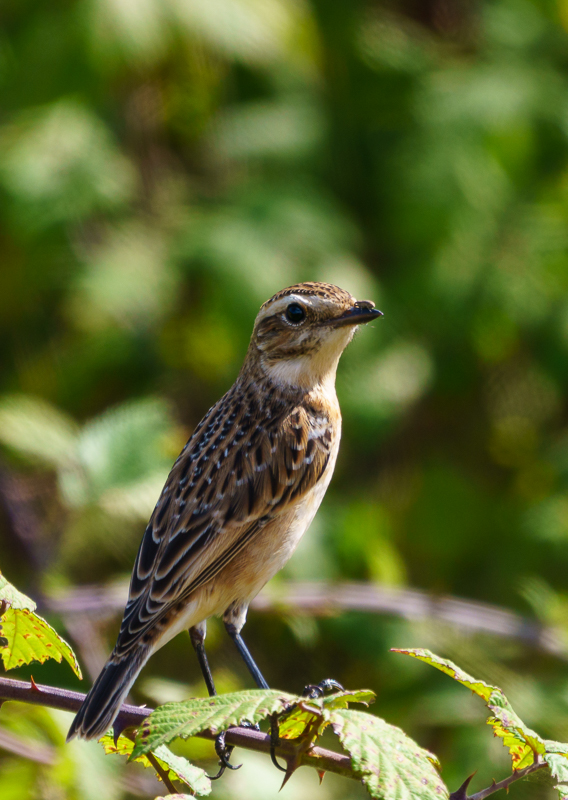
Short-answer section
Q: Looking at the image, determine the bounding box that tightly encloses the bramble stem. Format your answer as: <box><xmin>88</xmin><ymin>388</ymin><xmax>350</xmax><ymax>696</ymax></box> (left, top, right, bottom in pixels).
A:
<box><xmin>0</xmin><ymin>676</ymin><xmax>354</xmax><ymax>780</ymax></box>
<box><xmin>467</xmin><ymin>759</ymin><xmax>546</xmax><ymax>800</ymax></box>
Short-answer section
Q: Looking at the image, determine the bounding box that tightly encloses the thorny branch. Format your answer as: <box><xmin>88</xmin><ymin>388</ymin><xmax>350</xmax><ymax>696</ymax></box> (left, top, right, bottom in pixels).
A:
<box><xmin>0</xmin><ymin>675</ymin><xmax>552</xmax><ymax>799</ymax></box>
<box><xmin>466</xmin><ymin>760</ymin><xmax>546</xmax><ymax>800</ymax></box>
<box><xmin>0</xmin><ymin>676</ymin><xmax>355</xmax><ymax>780</ymax></box>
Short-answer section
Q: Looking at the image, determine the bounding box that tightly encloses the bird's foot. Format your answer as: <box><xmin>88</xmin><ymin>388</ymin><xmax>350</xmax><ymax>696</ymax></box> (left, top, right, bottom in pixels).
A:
<box><xmin>207</xmin><ymin>720</ymin><xmax>261</xmax><ymax>779</ymax></box>
<box><xmin>302</xmin><ymin>678</ymin><xmax>344</xmax><ymax>699</ymax></box>
<box><xmin>208</xmin><ymin>732</ymin><xmax>242</xmax><ymax>780</ymax></box>
<box><xmin>269</xmin><ymin>680</ymin><xmax>344</xmax><ymax>773</ymax></box>
<box><xmin>239</xmin><ymin>719</ymin><xmax>260</xmax><ymax>732</ymax></box>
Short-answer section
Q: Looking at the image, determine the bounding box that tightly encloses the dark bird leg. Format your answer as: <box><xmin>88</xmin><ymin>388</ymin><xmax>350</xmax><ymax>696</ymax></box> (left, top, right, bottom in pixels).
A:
<box><xmin>189</xmin><ymin>624</ymin><xmax>241</xmax><ymax>778</ymax></box>
<box><xmin>223</xmin><ymin>619</ymin><xmax>288</xmax><ymax>770</ymax></box>
<box><xmin>189</xmin><ymin>624</ymin><xmax>217</xmax><ymax>697</ymax></box>
<box><xmin>224</xmin><ymin>621</ymin><xmax>269</xmax><ymax>690</ymax></box>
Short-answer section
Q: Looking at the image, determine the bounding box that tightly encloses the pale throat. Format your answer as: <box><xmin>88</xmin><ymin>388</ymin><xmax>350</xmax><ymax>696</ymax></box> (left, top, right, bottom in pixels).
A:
<box><xmin>262</xmin><ymin>328</ymin><xmax>354</xmax><ymax>394</ymax></box>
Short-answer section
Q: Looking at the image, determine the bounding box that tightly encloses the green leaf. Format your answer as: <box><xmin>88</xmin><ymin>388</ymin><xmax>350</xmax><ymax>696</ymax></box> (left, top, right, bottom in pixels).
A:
<box><xmin>393</xmin><ymin>648</ymin><xmax>496</xmax><ymax>701</ymax></box>
<box><xmin>132</xmin><ymin>686</ymin><xmax>446</xmax><ymax>800</ymax></box>
<box><xmin>131</xmin><ymin>689</ymin><xmax>297</xmax><ymax>759</ymax></box>
<box><xmin>325</xmin><ymin>707</ymin><xmax>448</xmax><ymax>800</ymax></box>
<box><xmin>99</xmin><ymin>734</ymin><xmax>211</xmax><ymax>796</ymax></box>
<box><xmin>0</xmin><ymin>607</ymin><xmax>82</xmax><ymax>678</ymax></box>
<box><xmin>320</xmin><ymin>689</ymin><xmax>376</xmax><ymax>710</ymax></box>
<box><xmin>395</xmin><ymin>649</ymin><xmax>568</xmax><ymax>799</ymax></box>
<box><xmin>0</xmin><ymin>571</ymin><xmax>82</xmax><ymax>678</ymax></box>
<box><xmin>394</xmin><ymin>648</ymin><xmax>541</xmax><ymax>769</ymax></box>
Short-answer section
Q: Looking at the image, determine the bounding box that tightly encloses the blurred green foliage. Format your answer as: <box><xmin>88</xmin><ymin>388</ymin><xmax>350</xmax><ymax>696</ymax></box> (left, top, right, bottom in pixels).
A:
<box><xmin>2</xmin><ymin>0</ymin><xmax>568</xmax><ymax>797</ymax></box>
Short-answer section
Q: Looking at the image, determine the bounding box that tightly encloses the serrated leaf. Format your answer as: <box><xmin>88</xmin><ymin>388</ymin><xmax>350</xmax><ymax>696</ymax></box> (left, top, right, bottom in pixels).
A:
<box><xmin>393</xmin><ymin>649</ymin><xmax>496</xmax><ymax>701</ymax></box>
<box><xmin>487</xmin><ymin>690</ymin><xmax>545</xmax><ymax>769</ymax></box>
<box><xmin>278</xmin><ymin>689</ymin><xmax>375</xmax><ymax>740</ymax></box>
<box><xmin>0</xmin><ymin>607</ymin><xmax>82</xmax><ymax>678</ymax></box>
<box><xmin>320</xmin><ymin>689</ymin><xmax>376</xmax><ymax>710</ymax></box>
<box><xmin>131</xmin><ymin>689</ymin><xmax>297</xmax><ymax>759</ymax></box>
<box><xmin>541</xmin><ymin>743</ymin><xmax>568</xmax><ymax>799</ymax></box>
<box><xmin>395</xmin><ymin>649</ymin><xmax>540</xmax><ymax>768</ymax></box>
<box><xmin>0</xmin><ymin>572</ymin><xmax>36</xmax><ymax>612</ymax></box>
<box><xmin>326</xmin><ymin>707</ymin><xmax>448</xmax><ymax>800</ymax></box>
<box><xmin>99</xmin><ymin>734</ymin><xmax>211</xmax><ymax>796</ymax></box>
<box><xmin>395</xmin><ymin>649</ymin><xmax>568</xmax><ymax>799</ymax></box>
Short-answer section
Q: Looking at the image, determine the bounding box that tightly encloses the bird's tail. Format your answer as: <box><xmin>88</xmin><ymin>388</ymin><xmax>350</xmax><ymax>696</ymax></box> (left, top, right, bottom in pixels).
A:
<box><xmin>67</xmin><ymin>648</ymin><xmax>149</xmax><ymax>742</ymax></box>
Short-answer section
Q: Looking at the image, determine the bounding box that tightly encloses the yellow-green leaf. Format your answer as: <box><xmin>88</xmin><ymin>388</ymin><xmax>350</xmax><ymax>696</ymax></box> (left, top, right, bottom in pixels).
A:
<box><xmin>1</xmin><ymin>607</ymin><xmax>82</xmax><ymax>679</ymax></box>
<box><xmin>99</xmin><ymin>734</ymin><xmax>211</xmax><ymax>796</ymax></box>
<box><xmin>393</xmin><ymin>648</ymin><xmax>496</xmax><ymax>701</ymax></box>
<box><xmin>395</xmin><ymin>648</ymin><xmax>568</xmax><ymax>799</ymax></box>
<box><xmin>278</xmin><ymin>689</ymin><xmax>375</xmax><ymax>741</ymax></box>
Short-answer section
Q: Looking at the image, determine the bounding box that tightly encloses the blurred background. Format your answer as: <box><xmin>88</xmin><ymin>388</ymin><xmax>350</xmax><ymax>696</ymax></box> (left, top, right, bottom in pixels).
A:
<box><xmin>2</xmin><ymin>0</ymin><xmax>568</xmax><ymax>797</ymax></box>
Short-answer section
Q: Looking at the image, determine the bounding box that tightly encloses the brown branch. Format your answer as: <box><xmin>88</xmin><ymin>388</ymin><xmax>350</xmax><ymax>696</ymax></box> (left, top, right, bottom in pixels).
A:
<box><xmin>44</xmin><ymin>581</ymin><xmax>567</xmax><ymax>659</ymax></box>
<box><xmin>0</xmin><ymin>676</ymin><xmax>354</xmax><ymax>780</ymax></box>
<box><xmin>467</xmin><ymin>759</ymin><xmax>546</xmax><ymax>800</ymax></box>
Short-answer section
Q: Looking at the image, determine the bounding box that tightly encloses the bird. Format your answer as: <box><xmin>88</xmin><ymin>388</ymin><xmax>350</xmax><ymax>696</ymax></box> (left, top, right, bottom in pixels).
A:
<box><xmin>67</xmin><ymin>282</ymin><xmax>382</xmax><ymax>748</ymax></box>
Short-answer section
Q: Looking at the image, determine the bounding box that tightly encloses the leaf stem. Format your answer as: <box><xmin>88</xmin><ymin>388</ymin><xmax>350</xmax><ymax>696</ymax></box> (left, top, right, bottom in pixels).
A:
<box><xmin>467</xmin><ymin>759</ymin><xmax>546</xmax><ymax>800</ymax></box>
<box><xmin>0</xmin><ymin>676</ymin><xmax>354</xmax><ymax>780</ymax></box>
<box><xmin>146</xmin><ymin>751</ymin><xmax>178</xmax><ymax>794</ymax></box>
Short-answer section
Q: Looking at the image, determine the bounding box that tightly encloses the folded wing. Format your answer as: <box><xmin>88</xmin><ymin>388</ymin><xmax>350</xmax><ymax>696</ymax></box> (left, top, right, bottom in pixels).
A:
<box><xmin>113</xmin><ymin>386</ymin><xmax>334</xmax><ymax>658</ymax></box>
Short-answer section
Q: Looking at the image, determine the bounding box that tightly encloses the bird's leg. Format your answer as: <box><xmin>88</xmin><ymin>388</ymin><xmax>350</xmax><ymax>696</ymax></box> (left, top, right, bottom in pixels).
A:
<box><xmin>189</xmin><ymin>623</ymin><xmax>241</xmax><ymax>778</ymax></box>
<box><xmin>223</xmin><ymin>611</ymin><xmax>288</xmax><ymax>770</ymax></box>
<box><xmin>224</xmin><ymin>620</ymin><xmax>269</xmax><ymax>690</ymax></box>
<box><xmin>189</xmin><ymin>623</ymin><xmax>217</xmax><ymax>697</ymax></box>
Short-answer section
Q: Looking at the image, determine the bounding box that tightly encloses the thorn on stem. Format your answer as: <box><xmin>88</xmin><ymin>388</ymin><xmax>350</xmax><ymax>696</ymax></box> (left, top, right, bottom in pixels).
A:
<box><xmin>449</xmin><ymin>772</ymin><xmax>476</xmax><ymax>800</ymax></box>
<box><xmin>111</xmin><ymin>715</ymin><xmax>131</xmax><ymax>747</ymax></box>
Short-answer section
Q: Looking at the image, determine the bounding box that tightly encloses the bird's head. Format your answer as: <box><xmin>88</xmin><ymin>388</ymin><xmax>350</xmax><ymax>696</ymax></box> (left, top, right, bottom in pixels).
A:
<box><xmin>244</xmin><ymin>282</ymin><xmax>382</xmax><ymax>390</ymax></box>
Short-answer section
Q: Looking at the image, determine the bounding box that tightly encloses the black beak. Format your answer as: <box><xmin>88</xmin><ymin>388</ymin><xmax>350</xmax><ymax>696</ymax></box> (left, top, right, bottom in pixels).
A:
<box><xmin>329</xmin><ymin>301</ymin><xmax>383</xmax><ymax>328</ymax></box>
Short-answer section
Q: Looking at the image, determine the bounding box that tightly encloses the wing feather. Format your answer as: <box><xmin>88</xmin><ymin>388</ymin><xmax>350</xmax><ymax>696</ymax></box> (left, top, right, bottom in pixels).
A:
<box><xmin>113</xmin><ymin>384</ymin><xmax>335</xmax><ymax>658</ymax></box>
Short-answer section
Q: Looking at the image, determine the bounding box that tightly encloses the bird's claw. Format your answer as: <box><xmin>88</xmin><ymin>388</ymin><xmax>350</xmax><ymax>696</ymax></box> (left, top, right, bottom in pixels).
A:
<box><xmin>270</xmin><ymin>712</ymin><xmax>287</xmax><ymax>772</ymax></box>
<box><xmin>269</xmin><ymin>682</ymin><xmax>343</xmax><ymax>773</ymax></box>
<box><xmin>269</xmin><ymin>679</ymin><xmax>345</xmax><ymax>773</ymax></box>
<box><xmin>302</xmin><ymin>678</ymin><xmax>344</xmax><ymax>699</ymax></box>
<box><xmin>207</xmin><ymin>731</ymin><xmax>242</xmax><ymax>779</ymax></box>
<box><xmin>239</xmin><ymin>719</ymin><xmax>260</xmax><ymax>732</ymax></box>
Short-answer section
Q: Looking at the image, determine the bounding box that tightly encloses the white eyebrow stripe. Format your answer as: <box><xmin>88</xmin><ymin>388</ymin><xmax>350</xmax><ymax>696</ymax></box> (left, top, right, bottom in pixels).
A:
<box><xmin>257</xmin><ymin>293</ymin><xmax>335</xmax><ymax>323</ymax></box>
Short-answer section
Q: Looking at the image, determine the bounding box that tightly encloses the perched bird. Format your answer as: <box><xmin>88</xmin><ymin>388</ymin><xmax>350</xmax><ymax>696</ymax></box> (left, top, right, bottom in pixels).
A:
<box><xmin>67</xmin><ymin>282</ymin><xmax>381</xmax><ymax>746</ymax></box>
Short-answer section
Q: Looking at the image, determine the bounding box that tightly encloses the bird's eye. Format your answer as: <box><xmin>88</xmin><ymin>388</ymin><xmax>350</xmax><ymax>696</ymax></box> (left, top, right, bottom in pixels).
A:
<box><xmin>286</xmin><ymin>303</ymin><xmax>306</xmax><ymax>325</ymax></box>
<box><xmin>285</xmin><ymin>303</ymin><xmax>306</xmax><ymax>324</ymax></box>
